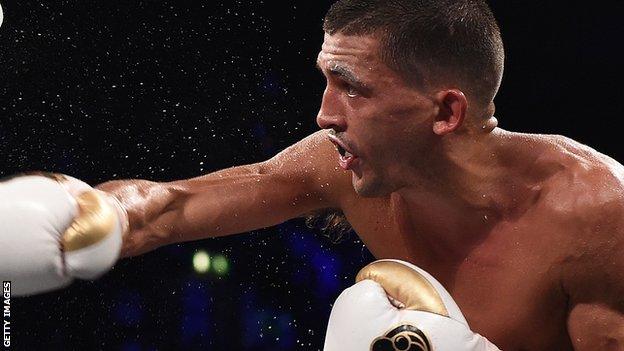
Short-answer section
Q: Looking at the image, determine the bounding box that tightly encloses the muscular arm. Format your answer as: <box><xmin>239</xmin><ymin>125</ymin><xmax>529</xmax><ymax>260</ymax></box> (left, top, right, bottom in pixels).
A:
<box><xmin>563</xmin><ymin>192</ymin><xmax>624</xmax><ymax>349</ymax></box>
<box><xmin>96</xmin><ymin>130</ymin><xmax>352</xmax><ymax>257</ymax></box>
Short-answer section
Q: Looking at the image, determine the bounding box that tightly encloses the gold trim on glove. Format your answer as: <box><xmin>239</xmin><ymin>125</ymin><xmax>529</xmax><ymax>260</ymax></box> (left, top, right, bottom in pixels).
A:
<box><xmin>62</xmin><ymin>191</ymin><xmax>118</xmax><ymax>252</ymax></box>
<box><xmin>356</xmin><ymin>261</ymin><xmax>449</xmax><ymax>317</ymax></box>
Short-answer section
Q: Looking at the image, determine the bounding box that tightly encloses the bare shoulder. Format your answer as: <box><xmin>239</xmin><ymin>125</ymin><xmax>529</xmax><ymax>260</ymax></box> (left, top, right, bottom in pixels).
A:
<box><xmin>533</xmin><ymin>133</ymin><xmax>624</xmax><ymax>219</ymax></box>
<box><xmin>261</xmin><ymin>130</ymin><xmax>356</xmax><ymax>208</ymax></box>
<box><xmin>535</xmin><ymin>134</ymin><xmax>624</xmax><ymax>303</ymax></box>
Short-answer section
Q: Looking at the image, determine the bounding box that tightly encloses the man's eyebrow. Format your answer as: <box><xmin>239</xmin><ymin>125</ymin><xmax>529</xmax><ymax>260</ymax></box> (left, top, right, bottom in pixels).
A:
<box><xmin>316</xmin><ymin>61</ymin><xmax>369</xmax><ymax>90</ymax></box>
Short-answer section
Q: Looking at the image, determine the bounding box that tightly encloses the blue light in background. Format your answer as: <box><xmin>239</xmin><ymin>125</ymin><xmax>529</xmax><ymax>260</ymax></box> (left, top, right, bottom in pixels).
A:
<box><xmin>114</xmin><ymin>290</ymin><xmax>144</xmax><ymax>327</ymax></box>
<box><xmin>285</xmin><ymin>225</ymin><xmax>343</xmax><ymax>298</ymax></box>
<box><xmin>284</xmin><ymin>226</ymin><xmax>317</xmax><ymax>257</ymax></box>
<box><xmin>252</xmin><ymin>122</ymin><xmax>268</xmax><ymax>139</ymax></box>
<box><xmin>252</xmin><ymin>122</ymin><xmax>275</xmax><ymax>156</ymax></box>
<box><xmin>181</xmin><ymin>279</ymin><xmax>211</xmax><ymax>345</ymax></box>
<box><xmin>120</xmin><ymin>341</ymin><xmax>142</xmax><ymax>351</ymax></box>
<box><xmin>312</xmin><ymin>251</ymin><xmax>341</xmax><ymax>299</ymax></box>
<box><xmin>260</xmin><ymin>71</ymin><xmax>283</xmax><ymax>96</ymax></box>
<box><xmin>241</xmin><ymin>290</ymin><xmax>296</xmax><ymax>349</ymax></box>
<box><xmin>276</xmin><ymin>313</ymin><xmax>296</xmax><ymax>349</ymax></box>
<box><xmin>242</xmin><ymin>291</ymin><xmax>265</xmax><ymax>348</ymax></box>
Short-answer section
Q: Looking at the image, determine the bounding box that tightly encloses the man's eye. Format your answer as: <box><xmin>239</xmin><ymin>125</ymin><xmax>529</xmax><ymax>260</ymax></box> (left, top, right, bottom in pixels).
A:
<box><xmin>346</xmin><ymin>85</ymin><xmax>358</xmax><ymax>98</ymax></box>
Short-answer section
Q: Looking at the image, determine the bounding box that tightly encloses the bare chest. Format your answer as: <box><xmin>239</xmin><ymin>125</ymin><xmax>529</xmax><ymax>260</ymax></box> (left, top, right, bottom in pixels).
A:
<box><xmin>347</xmin><ymin>204</ymin><xmax>573</xmax><ymax>350</ymax></box>
<box><xmin>445</xmin><ymin>244</ymin><xmax>572</xmax><ymax>350</ymax></box>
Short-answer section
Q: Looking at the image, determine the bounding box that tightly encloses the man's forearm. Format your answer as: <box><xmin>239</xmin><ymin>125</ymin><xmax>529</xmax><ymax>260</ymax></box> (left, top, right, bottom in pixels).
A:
<box><xmin>95</xmin><ymin>165</ymin><xmax>262</xmax><ymax>257</ymax></box>
<box><xmin>95</xmin><ymin>162</ymin><xmax>324</xmax><ymax>258</ymax></box>
<box><xmin>95</xmin><ymin>178</ymin><xmax>176</xmax><ymax>257</ymax></box>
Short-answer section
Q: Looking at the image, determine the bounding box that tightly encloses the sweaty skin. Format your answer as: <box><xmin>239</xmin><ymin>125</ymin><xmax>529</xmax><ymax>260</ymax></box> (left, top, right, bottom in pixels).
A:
<box><xmin>98</xmin><ymin>33</ymin><xmax>624</xmax><ymax>350</ymax></box>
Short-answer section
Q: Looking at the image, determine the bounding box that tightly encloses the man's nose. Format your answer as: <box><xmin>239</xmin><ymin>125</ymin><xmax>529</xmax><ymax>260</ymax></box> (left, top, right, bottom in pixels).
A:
<box><xmin>316</xmin><ymin>88</ymin><xmax>347</xmax><ymax>132</ymax></box>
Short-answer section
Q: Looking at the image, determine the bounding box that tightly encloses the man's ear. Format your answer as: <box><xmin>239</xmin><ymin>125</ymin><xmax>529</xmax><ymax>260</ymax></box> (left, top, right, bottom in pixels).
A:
<box><xmin>432</xmin><ymin>89</ymin><xmax>467</xmax><ymax>135</ymax></box>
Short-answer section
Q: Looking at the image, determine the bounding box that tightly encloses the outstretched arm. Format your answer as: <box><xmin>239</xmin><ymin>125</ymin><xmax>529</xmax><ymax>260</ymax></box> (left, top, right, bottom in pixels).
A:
<box><xmin>96</xmin><ymin>130</ymin><xmax>352</xmax><ymax>257</ymax></box>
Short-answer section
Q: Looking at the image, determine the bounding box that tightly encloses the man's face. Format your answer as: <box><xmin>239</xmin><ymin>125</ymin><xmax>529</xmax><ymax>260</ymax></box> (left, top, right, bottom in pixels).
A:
<box><xmin>316</xmin><ymin>33</ymin><xmax>438</xmax><ymax>197</ymax></box>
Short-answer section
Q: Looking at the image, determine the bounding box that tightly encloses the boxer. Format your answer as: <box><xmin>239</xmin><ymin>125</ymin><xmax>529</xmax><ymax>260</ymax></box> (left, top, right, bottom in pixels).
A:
<box><xmin>2</xmin><ymin>0</ymin><xmax>624</xmax><ymax>349</ymax></box>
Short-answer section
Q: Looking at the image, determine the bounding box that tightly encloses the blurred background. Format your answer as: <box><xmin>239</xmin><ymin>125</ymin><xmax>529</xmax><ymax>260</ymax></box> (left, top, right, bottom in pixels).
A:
<box><xmin>0</xmin><ymin>0</ymin><xmax>623</xmax><ymax>350</ymax></box>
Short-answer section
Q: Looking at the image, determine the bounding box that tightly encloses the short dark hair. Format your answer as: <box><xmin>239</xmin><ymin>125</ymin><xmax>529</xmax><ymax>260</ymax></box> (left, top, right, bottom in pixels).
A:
<box><xmin>324</xmin><ymin>0</ymin><xmax>504</xmax><ymax>111</ymax></box>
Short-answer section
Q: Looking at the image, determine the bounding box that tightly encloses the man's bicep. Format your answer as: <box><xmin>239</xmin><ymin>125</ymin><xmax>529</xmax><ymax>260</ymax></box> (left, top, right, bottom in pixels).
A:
<box><xmin>564</xmin><ymin>209</ymin><xmax>624</xmax><ymax>350</ymax></box>
<box><xmin>565</xmin><ymin>250</ymin><xmax>624</xmax><ymax>350</ymax></box>
<box><xmin>567</xmin><ymin>302</ymin><xmax>624</xmax><ymax>350</ymax></box>
<box><xmin>164</xmin><ymin>131</ymin><xmax>352</xmax><ymax>240</ymax></box>
<box><xmin>259</xmin><ymin>130</ymin><xmax>354</xmax><ymax>210</ymax></box>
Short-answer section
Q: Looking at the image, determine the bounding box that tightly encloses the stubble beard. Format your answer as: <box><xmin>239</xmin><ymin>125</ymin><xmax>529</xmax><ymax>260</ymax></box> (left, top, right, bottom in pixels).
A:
<box><xmin>352</xmin><ymin>168</ymin><xmax>397</xmax><ymax>198</ymax></box>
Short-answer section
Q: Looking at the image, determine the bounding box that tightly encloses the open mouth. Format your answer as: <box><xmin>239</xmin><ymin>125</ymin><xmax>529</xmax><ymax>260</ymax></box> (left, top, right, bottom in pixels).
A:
<box><xmin>327</xmin><ymin>134</ymin><xmax>359</xmax><ymax>170</ymax></box>
<box><xmin>336</xmin><ymin>144</ymin><xmax>354</xmax><ymax>158</ymax></box>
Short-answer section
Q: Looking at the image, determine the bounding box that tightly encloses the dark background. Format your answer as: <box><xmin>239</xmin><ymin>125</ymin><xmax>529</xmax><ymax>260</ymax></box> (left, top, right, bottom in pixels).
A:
<box><xmin>0</xmin><ymin>1</ymin><xmax>623</xmax><ymax>350</ymax></box>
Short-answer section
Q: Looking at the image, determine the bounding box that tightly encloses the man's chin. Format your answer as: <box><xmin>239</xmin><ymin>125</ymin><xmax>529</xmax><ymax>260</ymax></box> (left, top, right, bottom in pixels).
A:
<box><xmin>352</xmin><ymin>173</ymin><xmax>391</xmax><ymax>198</ymax></box>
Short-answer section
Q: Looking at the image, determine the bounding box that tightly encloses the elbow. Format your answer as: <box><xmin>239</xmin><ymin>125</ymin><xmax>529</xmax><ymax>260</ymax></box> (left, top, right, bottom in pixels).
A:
<box><xmin>253</xmin><ymin>161</ymin><xmax>270</xmax><ymax>175</ymax></box>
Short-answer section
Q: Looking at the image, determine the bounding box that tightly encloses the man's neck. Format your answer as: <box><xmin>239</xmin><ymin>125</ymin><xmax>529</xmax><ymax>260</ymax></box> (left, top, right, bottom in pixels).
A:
<box><xmin>394</xmin><ymin>127</ymin><xmax>544</xmax><ymax>254</ymax></box>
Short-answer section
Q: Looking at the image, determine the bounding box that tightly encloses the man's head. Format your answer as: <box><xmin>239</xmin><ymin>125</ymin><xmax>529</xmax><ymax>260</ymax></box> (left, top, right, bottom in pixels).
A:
<box><xmin>316</xmin><ymin>0</ymin><xmax>504</xmax><ymax>197</ymax></box>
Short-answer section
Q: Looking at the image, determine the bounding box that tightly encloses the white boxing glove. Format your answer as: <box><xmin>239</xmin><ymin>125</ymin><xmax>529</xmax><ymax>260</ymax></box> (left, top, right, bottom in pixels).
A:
<box><xmin>0</xmin><ymin>173</ymin><xmax>128</xmax><ymax>296</ymax></box>
<box><xmin>324</xmin><ymin>259</ymin><xmax>500</xmax><ymax>351</ymax></box>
